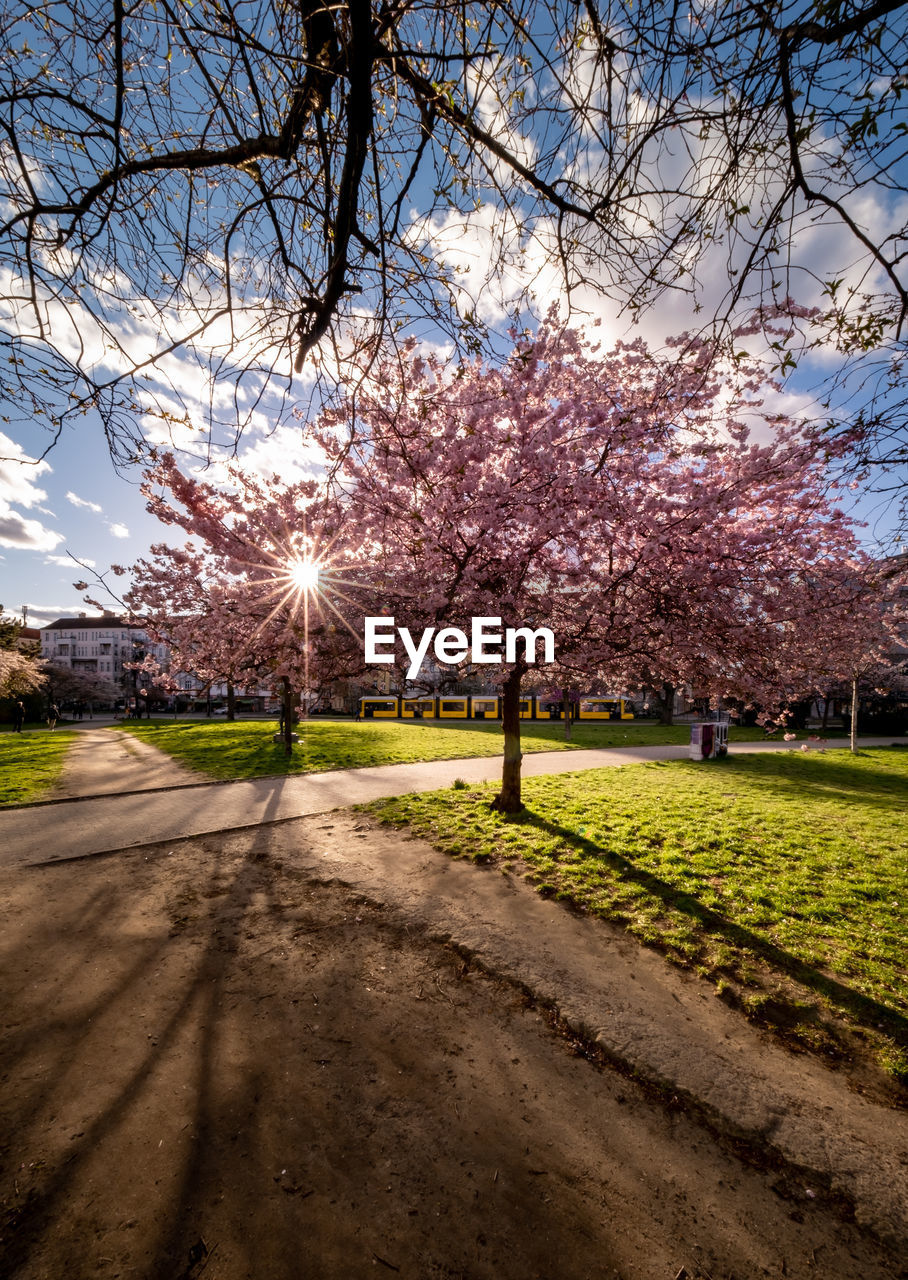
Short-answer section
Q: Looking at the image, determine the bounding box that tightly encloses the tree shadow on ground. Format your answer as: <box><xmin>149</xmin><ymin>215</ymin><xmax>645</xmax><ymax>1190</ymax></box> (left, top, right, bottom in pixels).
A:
<box><xmin>0</xmin><ymin>787</ymin><xmax>641</xmax><ymax>1280</ymax></box>
<box><xmin>0</xmin><ymin>777</ymin><xmax>298</xmax><ymax>1279</ymax></box>
<box><xmin>511</xmin><ymin>806</ymin><xmax>908</xmax><ymax>1049</ymax></box>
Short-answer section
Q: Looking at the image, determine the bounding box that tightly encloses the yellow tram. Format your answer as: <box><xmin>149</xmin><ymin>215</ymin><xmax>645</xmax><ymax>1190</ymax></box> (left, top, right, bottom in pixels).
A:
<box><xmin>357</xmin><ymin>694</ymin><xmax>635</xmax><ymax>721</ymax></box>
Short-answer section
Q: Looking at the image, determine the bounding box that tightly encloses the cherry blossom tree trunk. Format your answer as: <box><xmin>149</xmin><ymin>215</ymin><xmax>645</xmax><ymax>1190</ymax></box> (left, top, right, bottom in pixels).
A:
<box><xmin>281</xmin><ymin>675</ymin><xmax>295</xmax><ymax>758</ymax></box>
<box><xmin>562</xmin><ymin>690</ymin><xmax>572</xmax><ymax>742</ymax></box>
<box><xmin>226</xmin><ymin>680</ymin><xmax>236</xmax><ymax>722</ymax></box>
<box><xmin>654</xmin><ymin>682</ymin><xmax>675</xmax><ymax>725</ymax></box>
<box><xmin>850</xmin><ymin>675</ymin><xmax>859</xmax><ymax>755</ymax></box>
<box><xmin>491</xmin><ymin>668</ymin><xmax>524</xmax><ymax>814</ymax></box>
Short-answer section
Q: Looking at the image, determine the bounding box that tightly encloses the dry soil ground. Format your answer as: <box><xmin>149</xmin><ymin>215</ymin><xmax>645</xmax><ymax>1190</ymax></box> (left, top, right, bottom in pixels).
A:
<box><xmin>1</xmin><ymin>811</ymin><xmax>904</xmax><ymax>1280</ymax></box>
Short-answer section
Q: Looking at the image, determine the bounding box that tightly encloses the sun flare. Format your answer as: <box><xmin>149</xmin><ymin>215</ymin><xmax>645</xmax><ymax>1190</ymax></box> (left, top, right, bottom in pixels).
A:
<box><xmin>288</xmin><ymin>558</ymin><xmax>320</xmax><ymax>592</ymax></box>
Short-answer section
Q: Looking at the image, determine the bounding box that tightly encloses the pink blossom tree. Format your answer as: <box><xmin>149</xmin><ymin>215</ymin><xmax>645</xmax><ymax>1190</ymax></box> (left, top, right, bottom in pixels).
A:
<box><xmin>311</xmin><ymin>316</ymin><xmax>887</xmax><ymax>809</ymax></box>
<box><xmin>0</xmin><ymin>612</ymin><xmax>45</xmax><ymax>711</ymax></box>
<box><xmin>777</xmin><ymin>555</ymin><xmax>908</xmax><ymax>752</ymax></box>
<box><xmin>123</xmin><ymin>318</ymin><xmax>894</xmax><ymax>797</ymax></box>
<box><xmin>0</xmin><ymin>650</ymin><xmax>45</xmax><ymax>702</ymax></box>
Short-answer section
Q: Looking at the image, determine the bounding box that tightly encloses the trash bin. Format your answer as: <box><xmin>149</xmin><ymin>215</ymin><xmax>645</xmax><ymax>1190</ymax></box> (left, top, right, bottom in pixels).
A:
<box><xmin>689</xmin><ymin>718</ymin><xmax>729</xmax><ymax>760</ymax></box>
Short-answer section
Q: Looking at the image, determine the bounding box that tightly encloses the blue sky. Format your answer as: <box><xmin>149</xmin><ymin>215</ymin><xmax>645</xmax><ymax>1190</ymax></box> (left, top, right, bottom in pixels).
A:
<box><xmin>0</xmin><ymin>417</ymin><xmax>162</xmax><ymax>626</ymax></box>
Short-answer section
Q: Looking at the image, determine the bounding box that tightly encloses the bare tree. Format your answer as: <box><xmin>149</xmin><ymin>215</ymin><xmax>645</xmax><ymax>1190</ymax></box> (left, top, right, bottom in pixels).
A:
<box><xmin>0</xmin><ymin>0</ymin><xmax>906</xmax><ymax>468</ymax></box>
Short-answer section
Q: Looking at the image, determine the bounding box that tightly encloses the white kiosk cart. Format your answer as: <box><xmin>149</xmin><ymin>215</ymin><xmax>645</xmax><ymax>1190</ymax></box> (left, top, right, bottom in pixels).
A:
<box><xmin>689</xmin><ymin>713</ymin><xmax>730</xmax><ymax>760</ymax></box>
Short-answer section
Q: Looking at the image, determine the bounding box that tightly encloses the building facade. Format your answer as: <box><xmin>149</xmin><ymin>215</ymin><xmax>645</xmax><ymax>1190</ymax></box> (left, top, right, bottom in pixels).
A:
<box><xmin>41</xmin><ymin>614</ymin><xmax>276</xmax><ymax>712</ymax></box>
<box><xmin>40</xmin><ymin>614</ymin><xmax>168</xmax><ymax>692</ymax></box>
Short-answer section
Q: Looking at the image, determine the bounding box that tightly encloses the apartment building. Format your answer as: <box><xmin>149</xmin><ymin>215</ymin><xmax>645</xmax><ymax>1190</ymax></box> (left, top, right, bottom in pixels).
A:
<box><xmin>40</xmin><ymin>614</ymin><xmax>168</xmax><ymax>685</ymax></box>
<box><xmin>41</xmin><ymin>614</ymin><xmax>277</xmax><ymax>711</ymax></box>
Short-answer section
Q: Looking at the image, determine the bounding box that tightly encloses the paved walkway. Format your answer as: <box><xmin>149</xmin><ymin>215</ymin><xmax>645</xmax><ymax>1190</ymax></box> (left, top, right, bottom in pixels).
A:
<box><xmin>2</xmin><ymin>731</ymin><xmax>904</xmax><ymax>869</ymax></box>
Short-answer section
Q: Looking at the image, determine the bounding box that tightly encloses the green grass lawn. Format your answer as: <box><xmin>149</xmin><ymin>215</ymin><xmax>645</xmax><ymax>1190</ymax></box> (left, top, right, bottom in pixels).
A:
<box><xmin>0</xmin><ymin>730</ymin><xmax>76</xmax><ymax>805</ymax></box>
<box><xmin>116</xmin><ymin>716</ymin><xmax>816</xmax><ymax>779</ymax></box>
<box><xmin>369</xmin><ymin>748</ymin><xmax>908</xmax><ymax>1078</ymax></box>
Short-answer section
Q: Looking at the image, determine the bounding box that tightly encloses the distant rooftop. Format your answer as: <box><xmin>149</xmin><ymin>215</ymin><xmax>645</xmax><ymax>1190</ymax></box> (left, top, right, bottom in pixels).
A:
<box><xmin>41</xmin><ymin>615</ymin><xmax>140</xmax><ymax>631</ymax></box>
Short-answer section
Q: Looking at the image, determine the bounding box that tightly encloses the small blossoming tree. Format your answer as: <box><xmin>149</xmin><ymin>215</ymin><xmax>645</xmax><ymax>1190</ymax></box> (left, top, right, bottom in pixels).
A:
<box><xmin>122</xmin><ymin>457</ymin><xmax>370</xmax><ymax>755</ymax></box>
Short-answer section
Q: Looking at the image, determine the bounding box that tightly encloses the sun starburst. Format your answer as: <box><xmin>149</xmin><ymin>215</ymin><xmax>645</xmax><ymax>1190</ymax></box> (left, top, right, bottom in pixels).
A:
<box><xmin>288</xmin><ymin>557</ymin><xmax>321</xmax><ymax>593</ymax></box>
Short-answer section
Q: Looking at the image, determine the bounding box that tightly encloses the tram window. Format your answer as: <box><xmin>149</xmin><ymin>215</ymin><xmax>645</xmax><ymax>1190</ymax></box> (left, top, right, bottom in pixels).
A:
<box><xmin>441</xmin><ymin>701</ymin><xmax>464</xmax><ymax>712</ymax></box>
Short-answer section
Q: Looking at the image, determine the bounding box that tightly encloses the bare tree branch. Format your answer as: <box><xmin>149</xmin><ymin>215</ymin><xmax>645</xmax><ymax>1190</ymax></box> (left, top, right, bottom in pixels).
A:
<box><xmin>0</xmin><ymin>0</ymin><xmax>904</xmax><ymax>500</ymax></box>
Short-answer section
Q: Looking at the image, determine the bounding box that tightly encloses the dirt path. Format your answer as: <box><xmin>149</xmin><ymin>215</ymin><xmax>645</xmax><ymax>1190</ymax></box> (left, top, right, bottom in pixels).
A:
<box><xmin>47</xmin><ymin>726</ymin><xmax>199</xmax><ymax>799</ymax></box>
<box><xmin>1</xmin><ymin>815</ymin><xmax>904</xmax><ymax>1280</ymax></box>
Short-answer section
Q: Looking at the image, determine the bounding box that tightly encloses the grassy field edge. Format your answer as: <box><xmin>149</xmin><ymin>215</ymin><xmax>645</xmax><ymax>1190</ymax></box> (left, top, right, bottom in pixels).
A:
<box><xmin>0</xmin><ymin>731</ymin><xmax>76</xmax><ymax>805</ymax></box>
<box><xmin>367</xmin><ymin>748</ymin><xmax>908</xmax><ymax>1086</ymax></box>
<box><xmin>110</xmin><ymin>717</ymin><xmax>846</xmax><ymax>781</ymax></box>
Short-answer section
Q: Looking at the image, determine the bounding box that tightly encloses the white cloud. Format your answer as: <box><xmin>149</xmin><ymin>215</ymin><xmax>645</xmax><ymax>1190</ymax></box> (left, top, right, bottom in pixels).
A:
<box><xmin>465</xmin><ymin>62</ymin><xmax>538</xmax><ymax>176</ymax></box>
<box><xmin>0</xmin><ymin>430</ymin><xmax>63</xmax><ymax>551</ymax></box>
<box><xmin>0</xmin><ymin>431</ymin><xmax>52</xmax><ymax>508</ymax></box>
<box><xmin>21</xmin><ymin>602</ymin><xmax>92</xmax><ymax>626</ymax></box>
<box><xmin>66</xmin><ymin>490</ymin><xmax>103</xmax><ymax>513</ymax></box>
<box><xmin>0</xmin><ymin>506</ymin><xmax>64</xmax><ymax>551</ymax></box>
<box><xmin>235</xmin><ymin>426</ymin><xmax>327</xmax><ymax>486</ymax></box>
<box><xmin>406</xmin><ymin>203</ymin><xmax>541</xmax><ymax>326</ymax></box>
<box><xmin>45</xmin><ymin>553</ymin><xmax>96</xmax><ymax>568</ymax></box>
<box><xmin>0</xmin><ymin>260</ymin><xmax>306</xmax><ymax>466</ymax></box>
<box><xmin>108</xmin><ymin>522</ymin><xmax>130</xmax><ymax>538</ymax></box>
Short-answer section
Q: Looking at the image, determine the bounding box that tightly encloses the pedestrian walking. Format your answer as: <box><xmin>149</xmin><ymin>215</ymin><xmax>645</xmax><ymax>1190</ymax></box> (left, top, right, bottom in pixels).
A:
<box><xmin>13</xmin><ymin>700</ymin><xmax>25</xmax><ymax>732</ymax></box>
<box><xmin>47</xmin><ymin>702</ymin><xmax>60</xmax><ymax>731</ymax></box>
